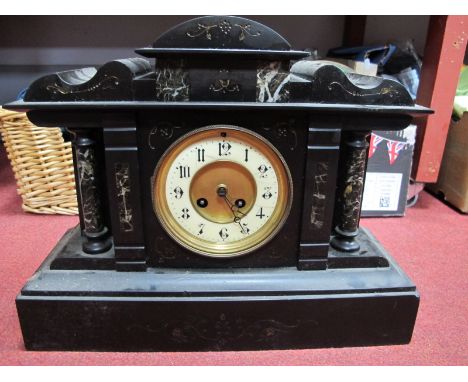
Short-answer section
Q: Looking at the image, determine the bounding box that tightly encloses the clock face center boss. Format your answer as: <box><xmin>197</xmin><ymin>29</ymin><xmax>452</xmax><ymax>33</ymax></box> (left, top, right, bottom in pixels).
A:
<box><xmin>152</xmin><ymin>125</ymin><xmax>293</xmax><ymax>258</ymax></box>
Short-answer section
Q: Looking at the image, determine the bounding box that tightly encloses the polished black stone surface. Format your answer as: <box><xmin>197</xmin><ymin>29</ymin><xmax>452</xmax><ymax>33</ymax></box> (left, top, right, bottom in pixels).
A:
<box><xmin>17</xmin><ymin>226</ymin><xmax>419</xmax><ymax>351</ymax></box>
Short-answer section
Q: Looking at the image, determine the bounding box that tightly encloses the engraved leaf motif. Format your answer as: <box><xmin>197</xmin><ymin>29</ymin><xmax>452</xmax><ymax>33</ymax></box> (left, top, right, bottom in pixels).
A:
<box><xmin>46</xmin><ymin>76</ymin><xmax>119</xmax><ymax>95</ymax></box>
<box><xmin>209</xmin><ymin>79</ymin><xmax>240</xmax><ymax>94</ymax></box>
<box><xmin>165</xmin><ymin>314</ymin><xmax>303</xmax><ymax>345</ymax></box>
<box><xmin>115</xmin><ymin>163</ymin><xmax>133</xmax><ymax>232</ymax></box>
<box><xmin>235</xmin><ymin>23</ymin><xmax>261</xmax><ymax>41</ymax></box>
<box><xmin>186</xmin><ymin>20</ymin><xmax>261</xmax><ymax>41</ymax></box>
<box><xmin>186</xmin><ymin>23</ymin><xmax>218</xmax><ymax>39</ymax></box>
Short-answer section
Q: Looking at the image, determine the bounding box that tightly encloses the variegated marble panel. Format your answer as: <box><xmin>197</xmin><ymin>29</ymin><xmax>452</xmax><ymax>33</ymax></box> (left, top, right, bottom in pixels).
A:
<box><xmin>256</xmin><ymin>61</ymin><xmax>290</xmax><ymax>103</ymax></box>
<box><xmin>340</xmin><ymin>147</ymin><xmax>367</xmax><ymax>232</ymax></box>
<box><xmin>155</xmin><ymin>60</ymin><xmax>189</xmax><ymax>101</ymax></box>
<box><xmin>76</xmin><ymin>146</ymin><xmax>103</xmax><ymax>233</ymax></box>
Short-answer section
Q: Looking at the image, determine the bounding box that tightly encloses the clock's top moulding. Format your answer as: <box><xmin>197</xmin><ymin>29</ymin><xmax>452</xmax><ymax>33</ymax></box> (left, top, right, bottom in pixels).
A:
<box><xmin>4</xmin><ymin>15</ymin><xmax>432</xmax><ymax>117</ymax></box>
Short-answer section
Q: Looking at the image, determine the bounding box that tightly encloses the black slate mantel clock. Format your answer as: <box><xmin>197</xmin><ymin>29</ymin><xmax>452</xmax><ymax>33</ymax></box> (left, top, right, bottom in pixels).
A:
<box><xmin>4</xmin><ymin>16</ymin><xmax>432</xmax><ymax>351</ymax></box>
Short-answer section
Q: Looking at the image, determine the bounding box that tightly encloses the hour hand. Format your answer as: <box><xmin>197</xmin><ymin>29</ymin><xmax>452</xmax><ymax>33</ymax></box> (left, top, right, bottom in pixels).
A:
<box><xmin>217</xmin><ymin>185</ymin><xmax>238</xmax><ymax>216</ymax></box>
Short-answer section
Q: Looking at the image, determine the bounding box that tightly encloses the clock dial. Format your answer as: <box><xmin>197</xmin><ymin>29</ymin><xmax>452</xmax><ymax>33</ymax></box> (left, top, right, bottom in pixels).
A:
<box><xmin>152</xmin><ymin>125</ymin><xmax>292</xmax><ymax>257</ymax></box>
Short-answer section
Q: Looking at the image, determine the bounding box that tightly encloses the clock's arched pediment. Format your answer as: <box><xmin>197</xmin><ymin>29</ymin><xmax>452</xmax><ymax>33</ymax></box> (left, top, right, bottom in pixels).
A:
<box><xmin>152</xmin><ymin>15</ymin><xmax>291</xmax><ymax>51</ymax></box>
<box><xmin>135</xmin><ymin>16</ymin><xmax>310</xmax><ymax>60</ymax></box>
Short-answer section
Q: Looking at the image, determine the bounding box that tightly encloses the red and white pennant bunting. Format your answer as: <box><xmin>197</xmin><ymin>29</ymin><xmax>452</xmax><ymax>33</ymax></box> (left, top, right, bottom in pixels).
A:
<box><xmin>369</xmin><ymin>134</ymin><xmax>384</xmax><ymax>159</ymax></box>
<box><xmin>368</xmin><ymin>133</ymin><xmax>408</xmax><ymax>165</ymax></box>
<box><xmin>386</xmin><ymin>140</ymin><xmax>407</xmax><ymax>165</ymax></box>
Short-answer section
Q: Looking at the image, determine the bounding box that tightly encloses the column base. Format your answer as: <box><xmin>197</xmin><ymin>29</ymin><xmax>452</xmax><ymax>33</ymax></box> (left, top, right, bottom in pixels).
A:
<box><xmin>330</xmin><ymin>226</ymin><xmax>360</xmax><ymax>252</ymax></box>
<box><xmin>83</xmin><ymin>227</ymin><xmax>113</xmax><ymax>254</ymax></box>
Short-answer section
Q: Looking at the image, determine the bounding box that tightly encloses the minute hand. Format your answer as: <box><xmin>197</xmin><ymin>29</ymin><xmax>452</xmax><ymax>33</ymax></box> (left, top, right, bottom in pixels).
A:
<box><xmin>222</xmin><ymin>195</ymin><xmax>249</xmax><ymax>233</ymax></box>
<box><xmin>222</xmin><ymin>195</ymin><xmax>243</xmax><ymax>221</ymax></box>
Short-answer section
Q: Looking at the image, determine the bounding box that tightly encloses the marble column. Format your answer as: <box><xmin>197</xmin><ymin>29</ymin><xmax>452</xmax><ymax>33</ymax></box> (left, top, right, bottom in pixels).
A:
<box><xmin>330</xmin><ymin>131</ymin><xmax>370</xmax><ymax>252</ymax></box>
<box><xmin>69</xmin><ymin>128</ymin><xmax>112</xmax><ymax>254</ymax></box>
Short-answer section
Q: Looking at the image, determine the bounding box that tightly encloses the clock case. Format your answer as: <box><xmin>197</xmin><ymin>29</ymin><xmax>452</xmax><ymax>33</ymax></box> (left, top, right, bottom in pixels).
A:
<box><xmin>4</xmin><ymin>16</ymin><xmax>432</xmax><ymax>351</ymax></box>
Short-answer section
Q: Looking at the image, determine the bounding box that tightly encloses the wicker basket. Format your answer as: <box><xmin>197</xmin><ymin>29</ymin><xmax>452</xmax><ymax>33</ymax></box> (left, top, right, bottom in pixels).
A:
<box><xmin>0</xmin><ymin>108</ymin><xmax>78</xmax><ymax>215</ymax></box>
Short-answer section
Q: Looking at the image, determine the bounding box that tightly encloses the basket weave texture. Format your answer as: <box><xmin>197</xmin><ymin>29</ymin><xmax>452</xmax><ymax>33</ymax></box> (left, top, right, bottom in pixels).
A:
<box><xmin>0</xmin><ymin>108</ymin><xmax>78</xmax><ymax>215</ymax></box>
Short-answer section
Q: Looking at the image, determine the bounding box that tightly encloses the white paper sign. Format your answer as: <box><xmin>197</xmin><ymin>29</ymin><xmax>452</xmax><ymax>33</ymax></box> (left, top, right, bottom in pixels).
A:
<box><xmin>362</xmin><ymin>172</ymin><xmax>403</xmax><ymax>211</ymax></box>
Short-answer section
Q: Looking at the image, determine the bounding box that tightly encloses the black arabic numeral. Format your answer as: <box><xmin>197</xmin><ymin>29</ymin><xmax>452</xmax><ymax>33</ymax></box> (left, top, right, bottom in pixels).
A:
<box><xmin>256</xmin><ymin>207</ymin><xmax>265</xmax><ymax>219</ymax></box>
<box><xmin>198</xmin><ymin>223</ymin><xmax>205</xmax><ymax>235</ymax></box>
<box><xmin>219</xmin><ymin>228</ymin><xmax>229</xmax><ymax>240</ymax></box>
<box><xmin>262</xmin><ymin>186</ymin><xmax>272</xmax><ymax>199</ymax></box>
<box><xmin>258</xmin><ymin>164</ymin><xmax>268</xmax><ymax>177</ymax></box>
<box><xmin>218</xmin><ymin>141</ymin><xmax>231</xmax><ymax>156</ymax></box>
<box><xmin>174</xmin><ymin>187</ymin><xmax>184</xmax><ymax>199</ymax></box>
<box><xmin>181</xmin><ymin>208</ymin><xmax>190</xmax><ymax>219</ymax></box>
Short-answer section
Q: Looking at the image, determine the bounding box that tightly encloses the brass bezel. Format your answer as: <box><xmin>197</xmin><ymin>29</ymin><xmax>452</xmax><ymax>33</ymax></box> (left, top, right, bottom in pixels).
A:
<box><xmin>152</xmin><ymin>125</ymin><xmax>293</xmax><ymax>258</ymax></box>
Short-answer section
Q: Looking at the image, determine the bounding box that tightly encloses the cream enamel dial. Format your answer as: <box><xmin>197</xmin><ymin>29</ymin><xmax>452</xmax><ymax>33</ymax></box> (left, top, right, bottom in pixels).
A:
<box><xmin>152</xmin><ymin>125</ymin><xmax>292</xmax><ymax>258</ymax></box>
